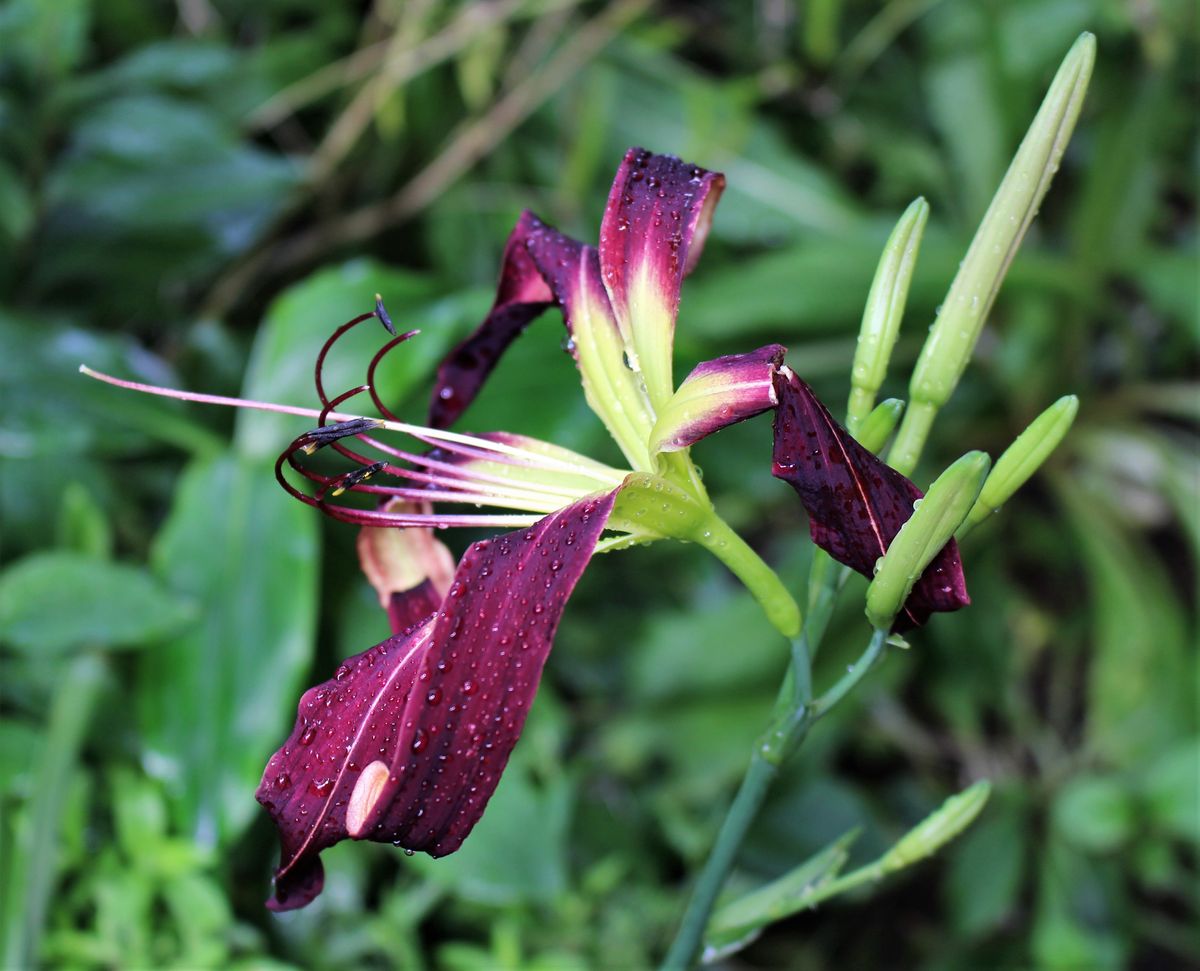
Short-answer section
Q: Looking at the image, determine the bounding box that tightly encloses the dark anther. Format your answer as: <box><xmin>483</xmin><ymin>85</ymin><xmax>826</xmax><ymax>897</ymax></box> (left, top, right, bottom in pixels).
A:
<box><xmin>330</xmin><ymin>461</ymin><xmax>387</xmax><ymax>496</ymax></box>
<box><xmin>374</xmin><ymin>293</ymin><xmax>396</xmax><ymax>335</ymax></box>
<box><xmin>298</xmin><ymin>418</ymin><xmax>384</xmax><ymax>454</ymax></box>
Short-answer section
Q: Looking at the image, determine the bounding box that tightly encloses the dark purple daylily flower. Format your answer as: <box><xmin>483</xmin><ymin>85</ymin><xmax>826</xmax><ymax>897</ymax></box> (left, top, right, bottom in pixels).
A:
<box><xmin>246</xmin><ymin>147</ymin><xmax>969</xmax><ymax>910</ymax></box>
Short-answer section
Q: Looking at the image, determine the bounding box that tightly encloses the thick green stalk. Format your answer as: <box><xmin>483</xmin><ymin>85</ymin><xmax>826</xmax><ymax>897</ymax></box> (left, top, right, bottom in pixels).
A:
<box><xmin>660</xmin><ymin>748</ymin><xmax>780</xmax><ymax>970</ymax></box>
<box><xmin>695</xmin><ymin>515</ymin><xmax>802</xmax><ymax>639</ymax></box>
<box><xmin>660</xmin><ymin>627</ymin><xmax>889</xmax><ymax>969</ymax></box>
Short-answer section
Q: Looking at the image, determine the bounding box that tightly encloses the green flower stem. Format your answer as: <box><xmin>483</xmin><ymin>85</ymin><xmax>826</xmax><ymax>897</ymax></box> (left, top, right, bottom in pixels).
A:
<box><xmin>659</xmin><ymin>747</ymin><xmax>779</xmax><ymax>970</ymax></box>
<box><xmin>695</xmin><ymin>515</ymin><xmax>802</xmax><ymax>639</ymax></box>
<box><xmin>660</xmin><ymin>626</ymin><xmax>889</xmax><ymax>969</ymax></box>
<box><xmin>887</xmin><ymin>398</ymin><xmax>937</xmax><ymax>478</ymax></box>
<box><xmin>808</xmin><ymin>628</ymin><xmax>888</xmax><ymax>720</ymax></box>
<box><xmin>802</xmin><ymin>549</ymin><xmax>852</xmax><ymax>659</ymax></box>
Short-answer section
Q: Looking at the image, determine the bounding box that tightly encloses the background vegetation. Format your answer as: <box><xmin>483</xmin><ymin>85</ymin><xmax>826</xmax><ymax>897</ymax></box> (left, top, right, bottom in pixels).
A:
<box><xmin>1</xmin><ymin>1</ymin><xmax>1195</xmax><ymax>968</ymax></box>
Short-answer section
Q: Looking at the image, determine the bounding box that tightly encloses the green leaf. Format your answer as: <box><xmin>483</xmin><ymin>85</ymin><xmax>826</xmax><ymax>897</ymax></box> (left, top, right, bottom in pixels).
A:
<box><xmin>55</xmin><ymin>482</ymin><xmax>113</xmax><ymax>559</ymax></box>
<box><xmin>0</xmin><ymin>0</ymin><xmax>91</xmax><ymax>80</ymax></box>
<box><xmin>1</xmin><ymin>655</ymin><xmax>105</xmax><ymax>971</ymax></box>
<box><xmin>1139</xmin><ymin>738</ymin><xmax>1200</xmax><ymax>844</ymax></box>
<box><xmin>141</xmin><ymin>453</ymin><xmax>318</xmax><ymax>847</ymax></box>
<box><xmin>1051</xmin><ymin>775</ymin><xmax>1135</xmax><ymax>853</ymax></box>
<box><xmin>1055</xmin><ymin>477</ymin><xmax>1192</xmax><ymax>763</ymax></box>
<box><xmin>0</xmin><ymin>551</ymin><xmax>194</xmax><ymax>655</ymax></box>
<box><xmin>946</xmin><ymin>793</ymin><xmax>1028</xmax><ymax>936</ymax></box>
<box><xmin>1032</xmin><ymin>840</ymin><xmax>1128</xmax><ymax>970</ymax></box>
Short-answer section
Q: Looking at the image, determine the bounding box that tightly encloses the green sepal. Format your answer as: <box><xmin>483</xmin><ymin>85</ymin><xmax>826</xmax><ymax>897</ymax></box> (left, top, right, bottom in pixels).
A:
<box><xmin>609</xmin><ymin>472</ymin><xmax>712</xmax><ymax>540</ymax></box>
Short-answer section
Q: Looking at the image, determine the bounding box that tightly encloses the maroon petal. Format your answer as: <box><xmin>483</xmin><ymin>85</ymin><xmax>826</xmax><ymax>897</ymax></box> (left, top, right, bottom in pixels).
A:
<box><xmin>429</xmin><ymin>210</ymin><xmax>556</xmax><ymax>428</ymax></box>
<box><xmin>598</xmin><ymin>147</ymin><xmax>725</xmax><ymax>405</ymax></box>
<box><xmin>650</xmin><ymin>344</ymin><xmax>786</xmax><ymax>453</ymax></box>
<box><xmin>357</xmin><ymin>500</ymin><xmax>456</xmax><ymax>634</ymax></box>
<box><xmin>256</xmin><ymin>490</ymin><xmax>618</xmax><ymax>910</ymax></box>
<box><xmin>771</xmin><ymin>368</ymin><xmax>968</xmax><ymax>629</ymax></box>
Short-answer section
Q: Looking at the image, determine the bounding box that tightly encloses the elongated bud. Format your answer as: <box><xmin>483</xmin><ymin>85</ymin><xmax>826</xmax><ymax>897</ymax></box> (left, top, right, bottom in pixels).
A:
<box><xmin>855</xmin><ymin>398</ymin><xmax>906</xmax><ymax>455</ymax></box>
<box><xmin>866</xmin><ymin>451</ymin><xmax>990</xmax><ymax>630</ymax></box>
<box><xmin>879</xmin><ymin>780</ymin><xmax>991</xmax><ymax>873</ymax></box>
<box><xmin>889</xmin><ymin>33</ymin><xmax>1096</xmax><ymax>475</ymax></box>
<box><xmin>847</xmin><ymin>198</ymin><xmax>929</xmax><ymax>433</ymax></box>
<box><xmin>958</xmin><ymin>395</ymin><xmax>1079</xmax><ymax>538</ymax></box>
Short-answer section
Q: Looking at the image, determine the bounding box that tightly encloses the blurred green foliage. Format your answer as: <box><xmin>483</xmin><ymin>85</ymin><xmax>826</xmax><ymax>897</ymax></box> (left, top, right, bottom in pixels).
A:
<box><xmin>1</xmin><ymin>1</ymin><xmax>1195</xmax><ymax>968</ymax></box>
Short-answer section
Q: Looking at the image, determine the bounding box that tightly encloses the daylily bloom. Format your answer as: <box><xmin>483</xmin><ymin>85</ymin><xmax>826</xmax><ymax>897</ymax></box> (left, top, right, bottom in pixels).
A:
<box><xmin>82</xmin><ymin>148</ymin><xmax>969</xmax><ymax>910</ymax></box>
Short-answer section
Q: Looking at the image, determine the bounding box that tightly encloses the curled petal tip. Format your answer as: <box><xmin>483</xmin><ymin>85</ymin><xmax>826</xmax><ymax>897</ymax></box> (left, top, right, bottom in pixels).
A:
<box><xmin>650</xmin><ymin>344</ymin><xmax>785</xmax><ymax>454</ymax></box>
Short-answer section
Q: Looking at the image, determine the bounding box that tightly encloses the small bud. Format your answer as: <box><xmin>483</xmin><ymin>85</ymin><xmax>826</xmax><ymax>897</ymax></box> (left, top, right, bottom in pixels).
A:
<box><xmin>958</xmin><ymin>395</ymin><xmax>1079</xmax><ymax>538</ymax></box>
<box><xmin>889</xmin><ymin>33</ymin><xmax>1096</xmax><ymax>475</ymax></box>
<box><xmin>879</xmin><ymin>780</ymin><xmax>991</xmax><ymax>873</ymax></box>
<box><xmin>866</xmin><ymin>451</ymin><xmax>990</xmax><ymax>630</ymax></box>
<box><xmin>855</xmin><ymin>398</ymin><xmax>906</xmax><ymax>455</ymax></box>
<box><xmin>375</xmin><ymin>293</ymin><xmax>396</xmax><ymax>335</ymax></box>
<box><xmin>846</xmin><ymin>198</ymin><xmax>929</xmax><ymax>433</ymax></box>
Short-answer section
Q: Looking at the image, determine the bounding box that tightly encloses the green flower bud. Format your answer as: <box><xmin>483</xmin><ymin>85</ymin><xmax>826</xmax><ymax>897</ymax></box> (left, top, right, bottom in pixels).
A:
<box><xmin>958</xmin><ymin>395</ymin><xmax>1080</xmax><ymax>538</ymax></box>
<box><xmin>846</xmin><ymin>198</ymin><xmax>929</xmax><ymax>433</ymax></box>
<box><xmin>855</xmin><ymin>398</ymin><xmax>906</xmax><ymax>455</ymax></box>
<box><xmin>879</xmin><ymin>780</ymin><xmax>991</xmax><ymax>873</ymax></box>
<box><xmin>866</xmin><ymin>451</ymin><xmax>990</xmax><ymax>630</ymax></box>
<box><xmin>889</xmin><ymin>33</ymin><xmax>1096</xmax><ymax>475</ymax></box>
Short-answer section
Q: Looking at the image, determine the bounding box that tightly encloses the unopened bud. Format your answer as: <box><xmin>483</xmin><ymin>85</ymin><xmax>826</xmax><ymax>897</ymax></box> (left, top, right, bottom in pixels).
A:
<box><xmin>959</xmin><ymin>395</ymin><xmax>1079</xmax><ymax>537</ymax></box>
<box><xmin>879</xmin><ymin>780</ymin><xmax>991</xmax><ymax>872</ymax></box>
<box><xmin>847</xmin><ymin>198</ymin><xmax>929</xmax><ymax>433</ymax></box>
<box><xmin>855</xmin><ymin>398</ymin><xmax>906</xmax><ymax>455</ymax></box>
<box><xmin>889</xmin><ymin>33</ymin><xmax>1095</xmax><ymax>475</ymax></box>
<box><xmin>866</xmin><ymin>451</ymin><xmax>989</xmax><ymax>630</ymax></box>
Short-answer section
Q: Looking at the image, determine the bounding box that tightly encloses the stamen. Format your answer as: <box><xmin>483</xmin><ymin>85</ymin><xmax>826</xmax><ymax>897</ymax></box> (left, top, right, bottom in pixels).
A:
<box><xmin>299</xmin><ymin>417</ymin><xmax>384</xmax><ymax>454</ymax></box>
<box><xmin>366</xmin><ymin>333</ymin><xmax>418</xmax><ymax>422</ymax></box>
<box><xmin>82</xmin><ymin>298</ymin><xmax>630</xmax><ymax>534</ymax></box>
<box><xmin>79</xmin><ymin>365</ymin><xmax>617</xmax><ymax>480</ymax></box>
<box><xmin>329</xmin><ymin>461</ymin><xmax>387</xmax><ymax>497</ymax></box>
<box><xmin>314</xmin><ymin>311</ymin><xmax>378</xmax><ymax>412</ymax></box>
